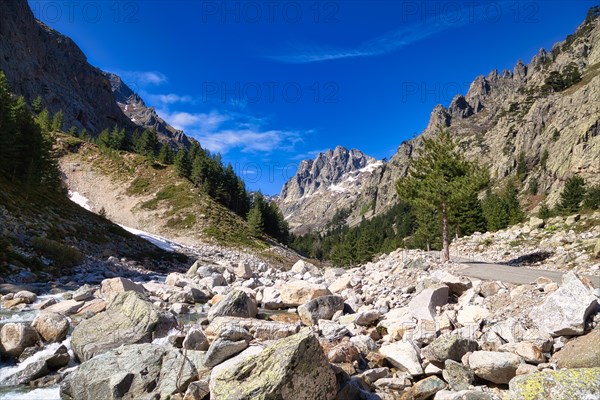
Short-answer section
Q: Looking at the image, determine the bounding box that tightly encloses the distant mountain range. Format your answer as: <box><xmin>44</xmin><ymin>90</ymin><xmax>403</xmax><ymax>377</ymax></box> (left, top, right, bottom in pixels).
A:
<box><xmin>278</xmin><ymin>8</ymin><xmax>600</xmax><ymax>233</ymax></box>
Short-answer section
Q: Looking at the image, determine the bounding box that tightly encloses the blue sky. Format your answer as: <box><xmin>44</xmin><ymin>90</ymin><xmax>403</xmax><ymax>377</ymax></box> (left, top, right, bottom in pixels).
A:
<box><xmin>30</xmin><ymin>0</ymin><xmax>596</xmax><ymax>194</ymax></box>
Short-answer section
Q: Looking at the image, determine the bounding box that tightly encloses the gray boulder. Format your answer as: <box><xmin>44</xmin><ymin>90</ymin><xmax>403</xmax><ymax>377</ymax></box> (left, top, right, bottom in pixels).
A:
<box><xmin>207</xmin><ymin>289</ymin><xmax>258</xmax><ymax>322</ymax></box>
<box><xmin>468</xmin><ymin>351</ymin><xmax>521</xmax><ymax>384</ymax></box>
<box><xmin>71</xmin><ymin>291</ymin><xmax>174</xmax><ymax>362</ymax></box>
<box><xmin>408</xmin><ymin>284</ymin><xmax>449</xmax><ymax>321</ymax></box>
<box><xmin>210</xmin><ymin>329</ymin><xmax>337</xmax><ymax>400</ymax></box>
<box><xmin>507</xmin><ymin>368</ymin><xmax>600</xmax><ymax>399</ymax></box>
<box><xmin>422</xmin><ymin>333</ymin><xmax>479</xmax><ymax>363</ymax></box>
<box><xmin>60</xmin><ymin>343</ymin><xmax>197</xmax><ymax>400</ymax></box>
<box><xmin>0</xmin><ymin>322</ymin><xmax>39</xmax><ymax>358</ymax></box>
<box><xmin>32</xmin><ymin>311</ymin><xmax>70</xmax><ymax>343</ymax></box>
<box><xmin>297</xmin><ymin>295</ymin><xmax>344</xmax><ymax>326</ymax></box>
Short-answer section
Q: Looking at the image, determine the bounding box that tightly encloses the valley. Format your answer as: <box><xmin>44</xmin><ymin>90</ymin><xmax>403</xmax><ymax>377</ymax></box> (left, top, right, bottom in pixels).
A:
<box><xmin>1</xmin><ymin>0</ymin><xmax>600</xmax><ymax>399</ymax></box>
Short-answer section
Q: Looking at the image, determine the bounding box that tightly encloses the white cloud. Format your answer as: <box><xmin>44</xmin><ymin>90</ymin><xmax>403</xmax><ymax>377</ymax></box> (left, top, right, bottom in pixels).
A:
<box><xmin>155</xmin><ymin>108</ymin><xmax>305</xmax><ymax>154</ymax></box>
<box><xmin>117</xmin><ymin>70</ymin><xmax>168</xmax><ymax>86</ymax></box>
<box><xmin>145</xmin><ymin>93</ymin><xmax>193</xmax><ymax>105</ymax></box>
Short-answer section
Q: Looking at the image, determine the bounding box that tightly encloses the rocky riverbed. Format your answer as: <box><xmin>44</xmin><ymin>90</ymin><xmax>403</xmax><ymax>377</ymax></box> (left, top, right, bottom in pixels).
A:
<box><xmin>1</xmin><ymin>216</ymin><xmax>600</xmax><ymax>399</ymax></box>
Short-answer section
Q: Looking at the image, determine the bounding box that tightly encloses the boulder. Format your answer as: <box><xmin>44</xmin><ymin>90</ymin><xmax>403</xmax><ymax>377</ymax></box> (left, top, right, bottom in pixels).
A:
<box><xmin>183</xmin><ymin>327</ymin><xmax>209</xmax><ymax>351</ymax></box>
<box><xmin>442</xmin><ymin>360</ymin><xmax>474</xmax><ymax>391</ymax></box>
<box><xmin>44</xmin><ymin>299</ymin><xmax>84</xmax><ymax>315</ymax></box>
<box><xmin>291</xmin><ymin>260</ymin><xmax>317</xmax><ymax>275</ymax></box>
<box><xmin>100</xmin><ymin>277</ymin><xmax>145</xmax><ymax>300</ymax></box>
<box><xmin>72</xmin><ymin>284</ymin><xmax>96</xmax><ymax>301</ymax></box>
<box><xmin>60</xmin><ymin>343</ymin><xmax>197</xmax><ymax>400</ymax></box>
<box><xmin>507</xmin><ymin>368</ymin><xmax>600</xmax><ymax>399</ymax></box>
<box><xmin>408</xmin><ymin>284</ymin><xmax>449</xmax><ymax>321</ymax></box>
<box><xmin>529</xmin><ymin>216</ymin><xmax>545</xmax><ymax>229</ymax></box>
<box><xmin>468</xmin><ymin>351</ymin><xmax>521</xmax><ymax>384</ymax></box>
<box><xmin>434</xmin><ymin>390</ymin><xmax>498</xmax><ymax>399</ymax></box>
<box><xmin>329</xmin><ymin>275</ymin><xmax>352</xmax><ymax>293</ymax></box>
<box><xmin>71</xmin><ymin>291</ymin><xmax>173</xmax><ymax>362</ymax></box>
<box><xmin>297</xmin><ymin>295</ymin><xmax>344</xmax><ymax>326</ymax></box>
<box><xmin>279</xmin><ymin>280</ymin><xmax>331</xmax><ymax>307</ymax></box>
<box><xmin>261</xmin><ymin>287</ymin><xmax>284</xmax><ymax>310</ymax></box>
<box><xmin>207</xmin><ymin>289</ymin><xmax>258</xmax><ymax>322</ymax></box>
<box><xmin>499</xmin><ymin>342</ymin><xmax>545</xmax><ymax>364</ymax></box>
<box><xmin>457</xmin><ymin>305</ymin><xmax>490</xmax><ymax>326</ymax></box>
<box><xmin>401</xmin><ymin>376</ymin><xmax>446</xmax><ymax>400</ymax></box>
<box><xmin>422</xmin><ymin>334</ymin><xmax>479</xmax><ymax>363</ymax></box>
<box><xmin>430</xmin><ymin>271</ymin><xmax>472</xmax><ymax>295</ymax></box>
<box><xmin>379</xmin><ymin>340</ymin><xmax>424</xmax><ymax>376</ymax></box>
<box><xmin>354</xmin><ymin>309</ymin><xmax>381</xmax><ymax>326</ymax></box>
<box><xmin>0</xmin><ymin>322</ymin><xmax>39</xmax><ymax>358</ymax></box>
<box><xmin>234</xmin><ymin>262</ymin><xmax>253</xmax><ymax>279</ymax></box>
<box><xmin>529</xmin><ymin>272</ymin><xmax>598</xmax><ymax>336</ymax></box>
<box><xmin>204</xmin><ymin>327</ymin><xmax>252</xmax><ymax>368</ymax></box>
<box><xmin>210</xmin><ymin>329</ymin><xmax>337</xmax><ymax>400</ymax></box>
<box><xmin>550</xmin><ymin>329</ymin><xmax>600</xmax><ymax>368</ymax></box>
<box><xmin>14</xmin><ymin>290</ymin><xmax>37</xmax><ymax>304</ymax></box>
<box><xmin>32</xmin><ymin>311</ymin><xmax>70</xmax><ymax>343</ymax></box>
<box><xmin>206</xmin><ymin>317</ymin><xmax>300</xmax><ymax>342</ymax></box>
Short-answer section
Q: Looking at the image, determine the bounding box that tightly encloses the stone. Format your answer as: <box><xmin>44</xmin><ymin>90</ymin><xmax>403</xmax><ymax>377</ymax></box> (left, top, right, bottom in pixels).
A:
<box><xmin>499</xmin><ymin>342</ymin><xmax>545</xmax><ymax>364</ymax></box>
<box><xmin>379</xmin><ymin>340</ymin><xmax>424</xmax><ymax>376</ymax></box>
<box><xmin>594</xmin><ymin>239</ymin><xmax>600</xmax><ymax>259</ymax></box>
<box><xmin>442</xmin><ymin>359</ymin><xmax>474</xmax><ymax>391</ymax></box>
<box><xmin>206</xmin><ymin>317</ymin><xmax>300</xmax><ymax>342</ymax></box>
<box><xmin>0</xmin><ymin>322</ymin><xmax>40</xmax><ymax>358</ymax></box>
<box><xmin>329</xmin><ymin>275</ymin><xmax>352</xmax><ymax>293</ymax></box>
<box><xmin>183</xmin><ymin>327</ymin><xmax>209</xmax><ymax>351</ymax></box>
<box><xmin>430</xmin><ymin>271</ymin><xmax>472</xmax><ymax>295</ymax></box>
<box><xmin>433</xmin><ymin>390</ymin><xmax>498</xmax><ymax>399</ymax></box>
<box><xmin>44</xmin><ymin>299</ymin><xmax>84</xmax><ymax>315</ymax></box>
<box><xmin>327</xmin><ymin>341</ymin><xmax>361</xmax><ymax>364</ymax></box>
<box><xmin>100</xmin><ymin>277</ymin><xmax>145</xmax><ymax>300</ymax></box>
<box><xmin>457</xmin><ymin>305</ymin><xmax>490</xmax><ymax>326</ymax></box>
<box><xmin>529</xmin><ymin>216</ymin><xmax>545</xmax><ymax>229</ymax></box>
<box><xmin>319</xmin><ymin>320</ymin><xmax>351</xmax><ymax>341</ymax></box>
<box><xmin>408</xmin><ymin>284</ymin><xmax>449</xmax><ymax>321</ymax></box>
<box><xmin>210</xmin><ymin>329</ymin><xmax>337</xmax><ymax>400</ymax></box>
<box><xmin>291</xmin><ymin>259</ymin><xmax>317</xmax><ymax>275</ymax></box>
<box><xmin>550</xmin><ymin>329</ymin><xmax>600</xmax><ymax>368</ymax></box>
<box><xmin>60</xmin><ymin>343</ymin><xmax>197</xmax><ymax>400</ymax></box>
<box><xmin>72</xmin><ymin>284</ymin><xmax>96</xmax><ymax>301</ymax></box>
<box><xmin>279</xmin><ymin>280</ymin><xmax>332</xmax><ymax>307</ymax></box>
<box><xmin>31</xmin><ymin>311</ymin><xmax>69</xmax><ymax>343</ymax></box>
<box><xmin>479</xmin><ymin>282</ymin><xmax>502</xmax><ymax>298</ymax></box>
<box><xmin>14</xmin><ymin>290</ymin><xmax>37</xmax><ymax>304</ymax></box>
<box><xmin>354</xmin><ymin>309</ymin><xmax>381</xmax><ymax>326</ymax></box>
<box><xmin>184</xmin><ymin>380</ymin><xmax>210</xmax><ymax>400</ymax></box>
<box><xmin>207</xmin><ymin>289</ymin><xmax>258</xmax><ymax>322</ymax></box>
<box><xmin>422</xmin><ymin>334</ymin><xmax>479</xmax><ymax>363</ymax></box>
<box><xmin>565</xmin><ymin>214</ymin><xmax>580</xmax><ymax>225</ymax></box>
<box><xmin>204</xmin><ymin>335</ymin><xmax>249</xmax><ymax>368</ymax></box>
<box><xmin>507</xmin><ymin>368</ymin><xmax>600</xmax><ymax>399</ymax></box>
<box><xmin>261</xmin><ymin>287</ymin><xmax>284</xmax><ymax>309</ymax></box>
<box><xmin>297</xmin><ymin>295</ymin><xmax>344</xmax><ymax>326</ymax></box>
<box><xmin>529</xmin><ymin>272</ymin><xmax>598</xmax><ymax>336</ymax></box>
<box><xmin>516</xmin><ymin>363</ymin><xmax>538</xmax><ymax>376</ymax></box>
<box><xmin>71</xmin><ymin>291</ymin><xmax>174</xmax><ymax>362</ymax></box>
<box><xmin>234</xmin><ymin>262</ymin><xmax>252</xmax><ymax>279</ymax></box>
<box><xmin>401</xmin><ymin>376</ymin><xmax>447</xmax><ymax>400</ymax></box>
<box><xmin>468</xmin><ymin>351</ymin><xmax>522</xmax><ymax>384</ymax></box>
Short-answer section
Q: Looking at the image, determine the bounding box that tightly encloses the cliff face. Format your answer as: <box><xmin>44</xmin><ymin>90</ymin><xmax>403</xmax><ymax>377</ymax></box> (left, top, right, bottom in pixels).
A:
<box><xmin>280</xmin><ymin>10</ymin><xmax>600</xmax><ymax>233</ymax></box>
<box><xmin>0</xmin><ymin>0</ymin><xmax>133</xmax><ymax>134</ymax></box>
<box><xmin>0</xmin><ymin>0</ymin><xmax>190</xmax><ymax>146</ymax></box>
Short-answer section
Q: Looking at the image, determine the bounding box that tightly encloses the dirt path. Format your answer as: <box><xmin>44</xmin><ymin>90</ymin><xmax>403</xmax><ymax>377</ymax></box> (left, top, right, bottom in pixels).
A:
<box><xmin>452</xmin><ymin>256</ymin><xmax>600</xmax><ymax>288</ymax></box>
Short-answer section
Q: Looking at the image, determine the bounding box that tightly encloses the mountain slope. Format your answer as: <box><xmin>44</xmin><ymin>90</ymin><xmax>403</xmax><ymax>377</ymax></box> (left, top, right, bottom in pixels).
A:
<box><xmin>280</xmin><ymin>9</ymin><xmax>600</xmax><ymax>233</ymax></box>
<box><xmin>0</xmin><ymin>0</ymin><xmax>188</xmax><ymax>146</ymax></box>
<box><xmin>277</xmin><ymin>146</ymin><xmax>383</xmax><ymax>234</ymax></box>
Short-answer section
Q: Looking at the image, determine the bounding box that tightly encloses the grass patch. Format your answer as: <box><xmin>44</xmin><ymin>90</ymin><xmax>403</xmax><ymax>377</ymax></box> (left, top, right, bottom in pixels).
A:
<box><xmin>166</xmin><ymin>214</ymin><xmax>197</xmax><ymax>229</ymax></box>
<box><xmin>127</xmin><ymin>177</ymin><xmax>152</xmax><ymax>195</ymax></box>
<box><xmin>140</xmin><ymin>184</ymin><xmax>195</xmax><ymax>212</ymax></box>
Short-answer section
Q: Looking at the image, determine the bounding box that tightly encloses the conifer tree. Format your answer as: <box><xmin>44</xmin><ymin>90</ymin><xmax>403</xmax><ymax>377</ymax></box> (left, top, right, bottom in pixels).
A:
<box><xmin>158</xmin><ymin>143</ymin><xmax>174</xmax><ymax>164</ymax></box>
<box><xmin>247</xmin><ymin>202</ymin><xmax>264</xmax><ymax>237</ymax></box>
<box><xmin>35</xmin><ymin>109</ymin><xmax>51</xmax><ymax>133</ymax></box>
<box><xmin>556</xmin><ymin>176</ymin><xmax>586</xmax><ymax>214</ymax></box>
<box><xmin>174</xmin><ymin>148</ymin><xmax>190</xmax><ymax>177</ymax></box>
<box><xmin>32</xmin><ymin>96</ymin><xmax>43</xmax><ymax>114</ymax></box>
<box><xmin>396</xmin><ymin>127</ymin><xmax>488</xmax><ymax>262</ymax></box>
<box><xmin>584</xmin><ymin>184</ymin><xmax>600</xmax><ymax>210</ymax></box>
<box><xmin>51</xmin><ymin>110</ymin><xmax>63</xmax><ymax>132</ymax></box>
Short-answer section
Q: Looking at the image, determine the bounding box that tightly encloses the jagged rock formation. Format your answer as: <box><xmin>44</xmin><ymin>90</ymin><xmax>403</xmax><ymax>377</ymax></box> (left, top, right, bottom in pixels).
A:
<box><xmin>0</xmin><ymin>0</ymin><xmax>189</xmax><ymax>146</ymax></box>
<box><xmin>280</xmin><ymin>11</ymin><xmax>600</xmax><ymax>233</ymax></box>
<box><xmin>277</xmin><ymin>146</ymin><xmax>383</xmax><ymax>234</ymax></box>
<box><xmin>103</xmin><ymin>72</ymin><xmax>191</xmax><ymax>147</ymax></box>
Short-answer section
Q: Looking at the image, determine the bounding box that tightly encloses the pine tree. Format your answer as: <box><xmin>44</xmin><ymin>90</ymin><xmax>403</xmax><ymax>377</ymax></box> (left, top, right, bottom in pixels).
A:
<box><xmin>538</xmin><ymin>202</ymin><xmax>552</xmax><ymax>219</ymax></box>
<box><xmin>51</xmin><ymin>110</ymin><xmax>63</xmax><ymax>132</ymax></box>
<box><xmin>35</xmin><ymin>109</ymin><xmax>51</xmax><ymax>133</ymax></box>
<box><xmin>247</xmin><ymin>203</ymin><xmax>264</xmax><ymax>237</ymax></box>
<box><xmin>67</xmin><ymin>126</ymin><xmax>78</xmax><ymax>137</ymax></box>
<box><xmin>556</xmin><ymin>176</ymin><xmax>586</xmax><ymax>215</ymax></box>
<box><xmin>96</xmin><ymin>129</ymin><xmax>111</xmax><ymax>148</ymax></box>
<box><xmin>108</xmin><ymin>126</ymin><xmax>126</xmax><ymax>150</ymax></box>
<box><xmin>32</xmin><ymin>96</ymin><xmax>43</xmax><ymax>114</ymax></box>
<box><xmin>158</xmin><ymin>143</ymin><xmax>174</xmax><ymax>164</ymax></box>
<box><xmin>79</xmin><ymin>128</ymin><xmax>89</xmax><ymax>141</ymax></box>
<box><xmin>136</xmin><ymin>129</ymin><xmax>158</xmax><ymax>157</ymax></box>
<box><xmin>396</xmin><ymin>127</ymin><xmax>488</xmax><ymax>262</ymax></box>
<box><xmin>174</xmin><ymin>148</ymin><xmax>190</xmax><ymax>177</ymax></box>
<box><xmin>583</xmin><ymin>184</ymin><xmax>600</xmax><ymax>210</ymax></box>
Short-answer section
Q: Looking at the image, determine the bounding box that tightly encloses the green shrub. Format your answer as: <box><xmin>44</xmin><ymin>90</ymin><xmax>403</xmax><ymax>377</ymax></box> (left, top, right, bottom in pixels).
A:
<box><xmin>32</xmin><ymin>237</ymin><xmax>84</xmax><ymax>268</ymax></box>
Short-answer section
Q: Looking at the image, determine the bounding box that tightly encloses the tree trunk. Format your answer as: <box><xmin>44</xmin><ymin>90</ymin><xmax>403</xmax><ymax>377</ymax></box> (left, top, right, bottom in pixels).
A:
<box><xmin>441</xmin><ymin>202</ymin><xmax>450</xmax><ymax>262</ymax></box>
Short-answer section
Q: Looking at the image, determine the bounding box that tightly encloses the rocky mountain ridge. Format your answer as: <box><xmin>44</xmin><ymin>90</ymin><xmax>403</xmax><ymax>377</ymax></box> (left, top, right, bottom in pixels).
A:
<box><xmin>0</xmin><ymin>0</ymin><xmax>189</xmax><ymax>146</ymax></box>
<box><xmin>279</xmin><ymin>10</ymin><xmax>600</xmax><ymax>233</ymax></box>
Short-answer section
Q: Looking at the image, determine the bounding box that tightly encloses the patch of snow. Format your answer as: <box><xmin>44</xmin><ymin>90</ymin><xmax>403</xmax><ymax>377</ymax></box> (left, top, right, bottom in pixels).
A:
<box><xmin>328</xmin><ymin>184</ymin><xmax>347</xmax><ymax>194</ymax></box>
<box><xmin>68</xmin><ymin>191</ymin><xmax>91</xmax><ymax>211</ymax></box>
<box><xmin>358</xmin><ymin>161</ymin><xmax>384</xmax><ymax>174</ymax></box>
<box><xmin>118</xmin><ymin>225</ymin><xmax>177</xmax><ymax>252</ymax></box>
